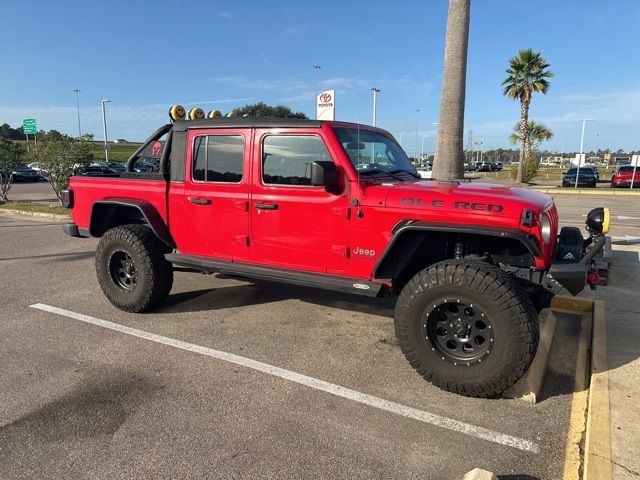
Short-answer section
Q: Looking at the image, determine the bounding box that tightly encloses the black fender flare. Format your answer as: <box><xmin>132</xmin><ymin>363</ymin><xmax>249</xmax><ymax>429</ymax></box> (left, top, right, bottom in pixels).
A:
<box><xmin>89</xmin><ymin>199</ymin><xmax>175</xmax><ymax>248</ymax></box>
<box><xmin>373</xmin><ymin>220</ymin><xmax>541</xmax><ymax>279</ymax></box>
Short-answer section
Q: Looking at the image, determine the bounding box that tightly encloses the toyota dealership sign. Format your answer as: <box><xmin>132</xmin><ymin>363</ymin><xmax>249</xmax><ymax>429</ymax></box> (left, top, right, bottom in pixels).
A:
<box><xmin>316</xmin><ymin>89</ymin><xmax>335</xmax><ymax>121</ymax></box>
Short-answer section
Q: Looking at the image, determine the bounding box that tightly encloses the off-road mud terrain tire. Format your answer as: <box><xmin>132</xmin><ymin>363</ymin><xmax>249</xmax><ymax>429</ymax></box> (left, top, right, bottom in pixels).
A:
<box><xmin>96</xmin><ymin>224</ymin><xmax>173</xmax><ymax>312</ymax></box>
<box><xmin>394</xmin><ymin>260</ymin><xmax>538</xmax><ymax>397</ymax></box>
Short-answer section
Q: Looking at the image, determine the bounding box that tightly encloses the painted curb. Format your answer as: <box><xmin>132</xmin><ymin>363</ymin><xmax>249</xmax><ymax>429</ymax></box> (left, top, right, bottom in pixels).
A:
<box><xmin>0</xmin><ymin>208</ymin><xmax>70</xmax><ymax>221</ymax></box>
<box><xmin>583</xmin><ymin>300</ymin><xmax>612</xmax><ymax>480</ymax></box>
<box><xmin>562</xmin><ymin>309</ymin><xmax>592</xmax><ymax>480</ymax></box>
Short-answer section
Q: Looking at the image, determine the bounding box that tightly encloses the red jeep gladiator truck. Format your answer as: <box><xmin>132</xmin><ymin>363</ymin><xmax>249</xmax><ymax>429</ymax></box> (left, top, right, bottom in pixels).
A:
<box><xmin>62</xmin><ymin>116</ymin><xmax>608</xmax><ymax>397</ymax></box>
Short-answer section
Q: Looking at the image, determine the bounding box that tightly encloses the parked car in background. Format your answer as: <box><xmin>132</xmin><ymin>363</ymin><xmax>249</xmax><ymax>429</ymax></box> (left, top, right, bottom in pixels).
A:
<box><xmin>475</xmin><ymin>162</ymin><xmax>492</xmax><ymax>172</ymax></box>
<box><xmin>133</xmin><ymin>157</ymin><xmax>160</xmax><ymax>173</ymax></box>
<box><xmin>106</xmin><ymin>162</ymin><xmax>126</xmax><ymax>173</ymax></box>
<box><xmin>114</xmin><ymin>139</ymin><xmax>128</xmax><ymax>144</ymax></box>
<box><xmin>611</xmin><ymin>165</ymin><xmax>640</xmax><ymax>188</ymax></box>
<box><xmin>27</xmin><ymin>162</ymin><xmax>47</xmax><ymax>179</ymax></box>
<box><xmin>562</xmin><ymin>167</ymin><xmax>597</xmax><ymax>188</ymax></box>
<box><xmin>12</xmin><ymin>165</ymin><xmax>40</xmax><ymax>182</ymax></box>
<box><xmin>496</xmin><ymin>162</ymin><xmax>503</xmax><ymax>170</ymax></box>
<box><xmin>83</xmin><ymin>163</ymin><xmax>119</xmax><ymax>177</ymax></box>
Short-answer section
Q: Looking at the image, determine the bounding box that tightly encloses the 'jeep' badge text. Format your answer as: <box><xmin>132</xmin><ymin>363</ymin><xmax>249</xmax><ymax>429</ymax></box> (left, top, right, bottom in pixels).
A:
<box><xmin>352</xmin><ymin>247</ymin><xmax>376</xmax><ymax>258</ymax></box>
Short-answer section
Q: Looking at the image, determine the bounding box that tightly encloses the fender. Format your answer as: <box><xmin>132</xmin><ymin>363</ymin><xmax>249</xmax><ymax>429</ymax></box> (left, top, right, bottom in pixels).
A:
<box><xmin>373</xmin><ymin>220</ymin><xmax>541</xmax><ymax>279</ymax></box>
<box><xmin>89</xmin><ymin>199</ymin><xmax>175</xmax><ymax>248</ymax></box>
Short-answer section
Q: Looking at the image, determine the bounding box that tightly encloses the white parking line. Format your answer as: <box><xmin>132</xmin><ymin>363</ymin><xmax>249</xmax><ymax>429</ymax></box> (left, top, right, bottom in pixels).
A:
<box><xmin>30</xmin><ymin>303</ymin><xmax>540</xmax><ymax>453</ymax></box>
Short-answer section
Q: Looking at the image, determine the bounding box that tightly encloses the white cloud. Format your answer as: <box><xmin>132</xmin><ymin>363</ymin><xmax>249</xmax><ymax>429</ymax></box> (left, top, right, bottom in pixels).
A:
<box><xmin>217</xmin><ymin>12</ymin><xmax>236</xmax><ymax>19</ymax></box>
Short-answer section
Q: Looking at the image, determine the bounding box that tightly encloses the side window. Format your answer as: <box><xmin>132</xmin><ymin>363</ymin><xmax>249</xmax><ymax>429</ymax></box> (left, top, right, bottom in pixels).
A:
<box><xmin>192</xmin><ymin>135</ymin><xmax>244</xmax><ymax>183</ymax></box>
<box><xmin>262</xmin><ymin>135</ymin><xmax>331</xmax><ymax>186</ymax></box>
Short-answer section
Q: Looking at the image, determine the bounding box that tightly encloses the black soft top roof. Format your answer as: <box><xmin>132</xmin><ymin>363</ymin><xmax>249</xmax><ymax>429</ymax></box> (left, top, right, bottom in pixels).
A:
<box><xmin>169</xmin><ymin>117</ymin><xmax>384</xmax><ymax>132</ymax></box>
<box><xmin>171</xmin><ymin>117</ymin><xmax>323</xmax><ymax>132</ymax></box>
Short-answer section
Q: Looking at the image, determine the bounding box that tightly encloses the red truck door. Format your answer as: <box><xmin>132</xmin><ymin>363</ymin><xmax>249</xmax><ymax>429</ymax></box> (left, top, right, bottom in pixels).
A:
<box><xmin>170</xmin><ymin>128</ymin><xmax>250</xmax><ymax>260</ymax></box>
<box><xmin>249</xmin><ymin>129</ymin><xmax>350</xmax><ymax>273</ymax></box>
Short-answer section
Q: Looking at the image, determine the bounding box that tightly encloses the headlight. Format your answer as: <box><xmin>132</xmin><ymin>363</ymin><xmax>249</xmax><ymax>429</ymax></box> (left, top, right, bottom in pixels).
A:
<box><xmin>541</xmin><ymin>213</ymin><xmax>552</xmax><ymax>242</ymax></box>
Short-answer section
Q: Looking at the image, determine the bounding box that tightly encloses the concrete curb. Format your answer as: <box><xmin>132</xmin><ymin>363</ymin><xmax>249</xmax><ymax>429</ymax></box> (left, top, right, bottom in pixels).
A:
<box><xmin>528</xmin><ymin>188</ymin><xmax>640</xmax><ymax>196</ymax></box>
<box><xmin>503</xmin><ymin>309</ymin><xmax>556</xmax><ymax>403</ymax></box>
<box><xmin>583</xmin><ymin>300</ymin><xmax>612</xmax><ymax>480</ymax></box>
<box><xmin>0</xmin><ymin>208</ymin><xmax>70</xmax><ymax>221</ymax></box>
<box><xmin>562</xmin><ymin>309</ymin><xmax>592</xmax><ymax>480</ymax></box>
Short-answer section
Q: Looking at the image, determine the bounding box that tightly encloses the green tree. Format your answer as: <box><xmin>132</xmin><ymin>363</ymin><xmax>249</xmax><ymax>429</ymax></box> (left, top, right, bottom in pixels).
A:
<box><xmin>509</xmin><ymin>120</ymin><xmax>553</xmax><ymax>183</ymax></box>
<box><xmin>502</xmin><ymin>49</ymin><xmax>553</xmax><ymax>183</ymax></box>
<box><xmin>0</xmin><ymin>124</ymin><xmax>26</xmax><ymax>140</ymax></box>
<box><xmin>433</xmin><ymin>0</ymin><xmax>470</xmax><ymax>181</ymax></box>
<box><xmin>27</xmin><ymin>133</ymin><xmax>93</xmax><ymax>204</ymax></box>
<box><xmin>508</xmin><ymin>120</ymin><xmax>553</xmax><ymax>148</ymax></box>
<box><xmin>231</xmin><ymin>102</ymin><xmax>308</xmax><ymax>119</ymax></box>
<box><xmin>0</xmin><ymin>138</ymin><xmax>26</xmax><ymax>201</ymax></box>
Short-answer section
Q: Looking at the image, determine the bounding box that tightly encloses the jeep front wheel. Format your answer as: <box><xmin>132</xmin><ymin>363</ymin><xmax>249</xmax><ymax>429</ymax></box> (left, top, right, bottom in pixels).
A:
<box><xmin>394</xmin><ymin>260</ymin><xmax>538</xmax><ymax>397</ymax></box>
<box><xmin>96</xmin><ymin>224</ymin><xmax>173</xmax><ymax>312</ymax></box>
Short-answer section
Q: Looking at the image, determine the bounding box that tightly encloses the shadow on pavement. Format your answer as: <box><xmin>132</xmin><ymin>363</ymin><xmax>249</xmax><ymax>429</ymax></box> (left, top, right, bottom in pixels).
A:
<box><xmin>159</xmin><ymin>279</ymin><xmax>395</xmax><ymax>319</ymax></box>
<box><xmin>0</xmin><ymin>251</ymin><xmax>95</xmax><ymax>263</ymax></box>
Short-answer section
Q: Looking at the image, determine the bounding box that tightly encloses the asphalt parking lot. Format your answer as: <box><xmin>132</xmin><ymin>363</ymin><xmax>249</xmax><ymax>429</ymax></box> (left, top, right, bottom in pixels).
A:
<box><xmin>0</xmin><ymin>192</ymin><xmax>636</xmax><ymax>479</ymax></box>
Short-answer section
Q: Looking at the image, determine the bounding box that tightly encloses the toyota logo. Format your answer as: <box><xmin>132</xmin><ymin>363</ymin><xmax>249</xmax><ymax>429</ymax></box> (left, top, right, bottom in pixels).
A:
<box><xmin>320</xmin><ymin>93</ymin><xmax>332</xmax><ymax>102</ymax></box>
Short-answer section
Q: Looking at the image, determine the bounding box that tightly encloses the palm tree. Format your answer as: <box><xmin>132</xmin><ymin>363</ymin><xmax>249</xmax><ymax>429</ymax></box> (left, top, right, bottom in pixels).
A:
<box><xmin>508</xmin><ymin>120</ymin><xmax>553</xmax><ymax>148</ymax></box>
<box><xmin>502</xmin><ymin>49</ymin><xmax>553</xmax><ymax>183</ymax></box>
<box><xmin>432</xmin><ymin>0</ymin><xmax>470</xmax><ymax>181</ymax></box>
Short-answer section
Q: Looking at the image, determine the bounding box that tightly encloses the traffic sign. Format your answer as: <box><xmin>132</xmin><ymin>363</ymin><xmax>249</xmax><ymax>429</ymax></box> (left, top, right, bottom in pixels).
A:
<box><xmin>22</xmin><ymin>118</ymin><xmax>37</xmax><ymax>135</ymax></box>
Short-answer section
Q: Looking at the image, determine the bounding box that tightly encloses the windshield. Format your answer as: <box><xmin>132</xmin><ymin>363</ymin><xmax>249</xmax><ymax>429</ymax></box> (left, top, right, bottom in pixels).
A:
<box><xmin>333</xmin><ymin>127</ymin><xmax>417</xmax><ymax>177</ymax></box>
<box><xmin>567</xmin><ymin>168</ymin><xmax>593</xmax><ymax>174</ymax></box>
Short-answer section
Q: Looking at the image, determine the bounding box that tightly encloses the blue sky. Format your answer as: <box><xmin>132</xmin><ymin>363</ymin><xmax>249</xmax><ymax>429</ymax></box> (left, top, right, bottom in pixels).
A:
<box><xmin>1</xmin><ymin>0</ymin><xmax>639</xmax><ymax>155</ymax></box>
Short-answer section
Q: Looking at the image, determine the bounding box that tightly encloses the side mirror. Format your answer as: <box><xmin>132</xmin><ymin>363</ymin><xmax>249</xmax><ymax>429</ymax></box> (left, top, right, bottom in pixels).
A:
<box><xmin>310</xmin><ymin>161</ymin><xmax>339</xmax><ymax>187</ymax></box>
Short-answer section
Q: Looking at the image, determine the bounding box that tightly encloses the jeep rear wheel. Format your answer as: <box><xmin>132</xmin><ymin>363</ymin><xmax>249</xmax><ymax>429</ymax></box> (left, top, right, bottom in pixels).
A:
<box><xmin>96</xmin><ymin>224</ymin><xmax>173</xmax><ymax>312</ymax></box>
<box><xmin>394</xmin><ymin>260</ymin><xmax>538</xmax><ymax>397</ymax></box>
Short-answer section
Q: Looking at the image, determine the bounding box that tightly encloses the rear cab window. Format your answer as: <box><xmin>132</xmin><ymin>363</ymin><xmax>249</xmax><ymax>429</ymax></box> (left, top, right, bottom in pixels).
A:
<box><xmin>192</xmin><ymin>135</ymin><xmax>244</xmax><ymax>183</ymax></box>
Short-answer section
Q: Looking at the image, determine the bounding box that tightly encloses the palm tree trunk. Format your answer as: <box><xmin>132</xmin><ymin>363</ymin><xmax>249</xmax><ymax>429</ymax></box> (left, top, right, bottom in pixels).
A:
<box><xmin>516</xmin><ymin>98</ymin><xmax>529</xmax><ymax>184</ymax></box>
<box><xmin>433</xmin><ymin>0</ymin><xmax>470</xmax><ymax>182</ymax></box>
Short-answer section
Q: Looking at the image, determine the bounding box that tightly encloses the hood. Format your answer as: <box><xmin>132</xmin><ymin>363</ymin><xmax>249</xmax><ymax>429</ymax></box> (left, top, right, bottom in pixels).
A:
<box><xmin>363</xmin><ymin>180</ymin><xmax>553</xmax><ymax>220</ymax></box>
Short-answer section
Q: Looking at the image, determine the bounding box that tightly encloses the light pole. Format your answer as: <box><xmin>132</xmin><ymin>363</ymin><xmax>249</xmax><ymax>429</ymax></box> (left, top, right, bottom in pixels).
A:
<box><xmin>313</xmin><ymin>64</ymin><xmax>321</xmax><ymax>119</ymax></box>
<box><xmin>474</xmin><ymin>140</ymin><xmax>484</xmax><ymax>163</ymax></box>
<box><xmin>397</xmin><ymin>132</ymin><xmax>406</xmax><ymax>148</ymax></box>
<box><xmin>414</xmin><ymin>109</ymin><xmax>421</xmax><ymax>160</ymax></box>
<box><xmin>370</xmin><ymin>88</ymin><xmax>381</xmax><ymax>126</ymax></box>
<box><xmin>73</xmin><ymin>89</ymin><xmax>82</xmax><ymax>138</ymax></box>
<box><xmin>101</xmin><ymin>99</ymin><xmax>111</xmax><ymax>162</ymax></box>
<box><xmin>431</xmin><ymin>122</ymin><xmax>439</xmax><ymax>161</ymax></box>
<box><xmin>421</xmin><ymin>134</ymin><xmax>428</xmax><ymax>159</ymax></box>
<box><xmin>575</xmin><ymin>119</ymin><xmax>594</xmax><ymax>188</ymax></box>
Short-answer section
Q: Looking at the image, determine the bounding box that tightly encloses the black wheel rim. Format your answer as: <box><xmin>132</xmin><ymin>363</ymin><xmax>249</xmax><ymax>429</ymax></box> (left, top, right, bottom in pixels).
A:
<box><xmin>423</xmin><ymin>299</ymin><xmax>494</xmax><ymax>366</ymax></box>
<box><xmin>109</xmin><ymin>250</ymin><xmax>138</xmax><ymax>291</ymax></box>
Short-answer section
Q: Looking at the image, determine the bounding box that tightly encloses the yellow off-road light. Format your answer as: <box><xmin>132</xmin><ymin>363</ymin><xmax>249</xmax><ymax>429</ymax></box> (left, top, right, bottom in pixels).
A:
<box><xmin>585</xmin><ymin>207</ymin><xmax>610</xmax><ymax>235</ymax></box>
<box><xmin>208</xmin><ymin>109</ymin><xmax>222</xmax><ymax>118</ymax></box>
<box><xmin>168</xmin><ymin>104</ymin><xmax>186</xmax><ymax>121</ymax></box>
<box><xmin>602</xmin><ymin>207</ymin><xmax>610</xmax><ymax>234</ymax></box>
<box><xmin>226</xmin><ymin>111</ymin><xmax>238</xmax><ymax>118</ymax></box>
<box><xmin>188</xmin><ymin>108</ymin><xmax>205</xmax><ymax>120</ymax></box>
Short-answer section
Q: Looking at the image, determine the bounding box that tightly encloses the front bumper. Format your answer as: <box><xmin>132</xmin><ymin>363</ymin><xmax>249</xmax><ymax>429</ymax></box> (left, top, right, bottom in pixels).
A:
<box><xmin>547</xmin><ymin>233</ymin><xmax>607</xmax><ymax>295</ymax></box>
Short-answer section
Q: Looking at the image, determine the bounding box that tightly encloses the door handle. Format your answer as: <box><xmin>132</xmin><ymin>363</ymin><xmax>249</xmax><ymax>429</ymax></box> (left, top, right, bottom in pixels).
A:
<box><xmin>188</xmin><ymin>196</ymin><xmax>212</xmax><ymax>205</ymax></box>
<box><xmin>255</xmin><ymin>203</ymin><xmax>278</xmax><ymax>210</ymax></box>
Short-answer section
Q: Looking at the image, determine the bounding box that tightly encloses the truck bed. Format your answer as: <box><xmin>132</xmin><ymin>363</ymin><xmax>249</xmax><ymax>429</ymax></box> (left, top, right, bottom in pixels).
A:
<box><xmin>69</xmin><ymin>175</ymin><xmax>168</xmax><ymax>232</ymax></box>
